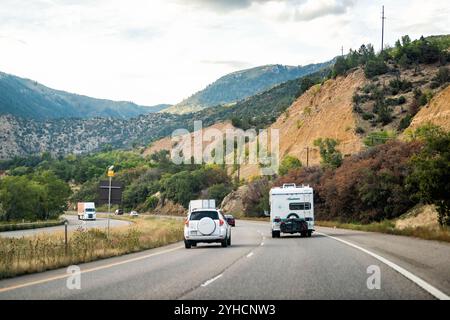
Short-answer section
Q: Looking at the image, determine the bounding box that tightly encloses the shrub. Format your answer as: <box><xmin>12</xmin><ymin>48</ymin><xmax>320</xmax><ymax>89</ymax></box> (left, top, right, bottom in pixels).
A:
<box><xmin>432</xmin><ymin>67</ymin><xmax>449</xmax><ymax>86</ymax></box>
<box><xmin>363</xmin><ymin>130</ymin><xmax>396</xmax><ymax>147</ymax></box>
<box><xmin>320</xmin><ymin>141</ymin><xmax>421</xmax><ymax>222</ymax></box>
<box><xmin>364</xmin><ymin>58</ymin><xmax>389</xmax><ymax>78</ymax></box>
<box><xmin>207</xmin><ymin>183</ymin><xmax>232</xmax><ymax>206</ymax></box>
<box><xmin>313</xmin><ymin>138</ymin><xmax>343</xmax><ymax>168</ymax></box>
<box><xmin>388</xmin><ymin>78</ymin><xmax>412</xmax><ymax>95</ymax></box>
<box><xmin>242</xmin><ymin>177</ymin><xmax>271</xmax><ymax>216</ymax></box>
<box><xmin>398</xmin><ymin>115</ymin><xmax>413</xmax><ymax>131</ymax></box>
<box><xmin>362</xmin><ymin>112</ymin><xmax>375</xmax><ymax>120</ymax></box>
<box><xmin>355</xmin><ymin>127</ymin><xmax>365</xmax><ymax>134</ymax></box>
<box><xmin>407</xmin><ymin>127</ymin><xmax>450</xmax><ymax>226</ymax></box>
<box><xmin>278</xmin><ymin>155</ymin><xmax>302</xmax><ymax>176</ymax></box>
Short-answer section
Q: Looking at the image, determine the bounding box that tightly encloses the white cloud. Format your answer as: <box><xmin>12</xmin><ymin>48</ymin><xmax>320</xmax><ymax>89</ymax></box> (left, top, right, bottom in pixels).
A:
<box><xmin>0</xmin><ymin>0</ymin><xmax>448</xmax><ymax>105</ymax></box>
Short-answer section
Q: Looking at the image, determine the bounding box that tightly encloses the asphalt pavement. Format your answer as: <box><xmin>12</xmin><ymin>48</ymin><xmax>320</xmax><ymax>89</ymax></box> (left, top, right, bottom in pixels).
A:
<box><xmin>0</xmin><ymin>220</ymin><xmax>449</xmax><ymax>300</ymax></box>
<box><xmin>0</xmin><ymin>214</ymin><xmax>130</xmax><ymax>238</ymax></box>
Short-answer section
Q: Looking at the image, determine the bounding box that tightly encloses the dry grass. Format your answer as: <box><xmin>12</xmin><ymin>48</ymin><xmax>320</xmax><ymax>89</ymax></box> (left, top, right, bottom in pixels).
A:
<box><xmin>316</xmin><ymin>220</ymin><xmax>450</xmax><ymax>243</ymax></box>
<box><xmin>0</xmin><ymin>216</ymin><xmax>183</xmax><ymax>279</ymax></box>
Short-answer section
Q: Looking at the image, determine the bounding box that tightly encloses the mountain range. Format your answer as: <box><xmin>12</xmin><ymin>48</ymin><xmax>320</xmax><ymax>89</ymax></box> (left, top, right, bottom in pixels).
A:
<box><xmin>0</xmin><ymin>72</ymin><xmax>171</xmax><ymax>120</ymax></box>
<box><xmin>165</xmin><ymin>60</ymin><xmax>334</xmax><ymax>114</ymax></box>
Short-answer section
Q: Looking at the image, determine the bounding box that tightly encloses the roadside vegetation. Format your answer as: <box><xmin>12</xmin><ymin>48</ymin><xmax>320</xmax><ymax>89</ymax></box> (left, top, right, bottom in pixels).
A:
<box><xmin>0</xmin><ymin>219</ymin><xmax>65</xmax><ymax>232</ymax></box>
<box><xmin>0</xmin><ymin>170</ymin><xmax>71</xmax><ymax>222</ymax></box>
<box><xmin>0</xmin><ymin>149</ymin><xmax>234</xmax><ymax>217</ymax></box>
<box><xmin>0</xmin><ymin>216</ymin><xmax>183</xmax><ymax>279</ymax></box>
<box><xmin>271</xmin><ymin>124</ymin><xmax>450</xmax><ymax>241</ymax></box>
<box><xmin>315</xmin><ymin>220</ymin><xmax>450</xmax><ymax>243</ymax></box>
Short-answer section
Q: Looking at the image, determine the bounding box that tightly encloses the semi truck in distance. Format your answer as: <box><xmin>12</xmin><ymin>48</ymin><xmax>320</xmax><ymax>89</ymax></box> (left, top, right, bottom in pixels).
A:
<box><xmin>270</xmin><ymin>183</ymin><xmax>314</xmax><ymax>238</ymax></box>
<box><xmin>77</xmin><ymin>202</ymin><xmax>96</xmax><ymax>221</ymax></box>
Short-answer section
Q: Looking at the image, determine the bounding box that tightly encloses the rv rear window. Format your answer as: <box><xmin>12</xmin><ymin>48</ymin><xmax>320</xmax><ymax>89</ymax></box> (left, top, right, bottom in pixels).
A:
<box><xmin>289</xmin><ymin>203</ymin><xmax>311</xmax><ymax>210</ymax></box>
<box><xmin>190</xmin><ymin>211</ymin><xmax>219</xmax><ymax>220</ymax></box>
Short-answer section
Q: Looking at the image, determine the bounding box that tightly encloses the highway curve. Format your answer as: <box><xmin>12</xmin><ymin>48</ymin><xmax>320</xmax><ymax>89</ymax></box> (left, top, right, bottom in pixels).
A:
<box><xmin>0</xmin><ymin>220</ymin><xmax>449</xmax><ymax>300</ymax></box>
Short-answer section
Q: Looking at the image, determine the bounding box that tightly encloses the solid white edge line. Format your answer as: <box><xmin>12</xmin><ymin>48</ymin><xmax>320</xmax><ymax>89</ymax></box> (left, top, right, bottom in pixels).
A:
<box><xmin>317</xmin><ymin>232</ymin><xmax>450</xmax><ymax>300</ymax></box>
<box><xmin>201</xmin><ymin>274</ymin><xmax>223</xmax><ymax>287</ymax></box>
<box><xmin>246</xmin><ymin>252</ymin><xmax>254</xmax><ymax>258</ymax></box>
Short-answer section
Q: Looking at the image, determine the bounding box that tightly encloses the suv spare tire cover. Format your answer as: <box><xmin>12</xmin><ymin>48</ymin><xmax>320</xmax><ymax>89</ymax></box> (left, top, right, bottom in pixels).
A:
<box><xmin>198</xmin><ymin>217</ymin><xmax>216</xmax><ymax>235</ymax></box>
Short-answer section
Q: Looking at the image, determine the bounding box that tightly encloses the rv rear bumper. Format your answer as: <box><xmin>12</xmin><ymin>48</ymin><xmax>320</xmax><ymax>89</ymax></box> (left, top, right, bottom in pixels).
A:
<box><xmin>279</xmin><ymin>219</ymin><xmax>309</xmax><ymax>234</ymax></box>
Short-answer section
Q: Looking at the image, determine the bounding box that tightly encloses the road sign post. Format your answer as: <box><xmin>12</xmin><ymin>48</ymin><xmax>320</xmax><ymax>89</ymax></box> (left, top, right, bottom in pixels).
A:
<box><xmin>107</xmin><ymin>166</ymin><xmax>114</xmax><ymax>238</ymax></box>
<box><xmin>64</xmin><ymin>220</ymin><xmax>68</xmax><ymax>255</ymax></box>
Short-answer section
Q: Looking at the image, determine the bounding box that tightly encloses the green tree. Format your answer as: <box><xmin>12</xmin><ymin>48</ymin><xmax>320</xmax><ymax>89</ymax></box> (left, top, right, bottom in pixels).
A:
<box><xmin>207</xmin><ymin>183</ymin><xmax>232</xmax><ymax>205</ymax></box>
<box><xmin>278</xmin><ymin>155</ymin><xmax>302</xmax><ymax>176</ymax></box>
<box><xmin>364</xmin><ymin>58</ymin><xmax>389</xmax><ymax>78</ymax></box>
<box><xmin>332</xmin><ymin>56</ymin><xmax>348</xmax><ymax>77</ymax></box>
<box><xmin>407</xmin><ymin>127</ymin><xmax>450</xmax><ymax>225</ymax></box>
<box><xmin>0</xmin><ymin>176</ymin><xmax>45</xmax><ymax>221</ymax></box>
<box><xmin>313</xmin><ymin>138</ymin><xmax>343</xmax><ymax>168</ymax></box>
<box><xmin>33</xmin><ymin>171</ymin><xmax>72</xmax><ymax>219</ymax></box>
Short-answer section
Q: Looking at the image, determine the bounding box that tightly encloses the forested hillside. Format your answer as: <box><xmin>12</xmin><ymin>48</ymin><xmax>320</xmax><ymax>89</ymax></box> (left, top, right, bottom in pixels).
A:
<box><xmin>0</xmin><ymin>71</ymin><xmax>170</xmax><ymax>120</ymax></box>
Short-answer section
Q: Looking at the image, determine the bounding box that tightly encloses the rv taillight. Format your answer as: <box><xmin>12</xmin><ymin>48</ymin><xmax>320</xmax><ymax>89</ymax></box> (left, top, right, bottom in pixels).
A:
<box><xmin>219</xmin><ymin>219</ymin><xmax>224</xmax><ymax>226</ymax></box>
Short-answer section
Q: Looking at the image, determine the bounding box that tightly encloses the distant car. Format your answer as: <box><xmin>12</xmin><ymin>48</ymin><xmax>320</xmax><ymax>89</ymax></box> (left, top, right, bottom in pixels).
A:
<box><xmin>224</xmin><ymin>214</ymin><xmax>236</xmax><ymax>227</ymax></box>
<box><xmin>184</xmin><ymin>209</ymin><xmax>231</xmax><ymax>249</ymax></box>
<box><xmin>115</xmin><ymin>209</ymin><xmax>124</xmax><ymax>215</ymax></box>
<box><xmin>129</xmin><ymin>211</ymin><xmax>139</xmax><ymax>217</ymax></box>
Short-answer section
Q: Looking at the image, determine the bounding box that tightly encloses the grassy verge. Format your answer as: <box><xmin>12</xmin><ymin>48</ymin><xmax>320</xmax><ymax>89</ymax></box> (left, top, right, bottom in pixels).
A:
<box><xmin>316</xmin><ymin>220</ymin><xmax>450</xmax><ymax>243</ymax></box>
<box><xmin>0</xmin><ymin>216</ymin><xmax>183</xmax><ymax>280</ymax></box>
<box><xmin>0</xmin><ymin>219</ymin><xmax>66</xmax><ymax>232</ymax></box>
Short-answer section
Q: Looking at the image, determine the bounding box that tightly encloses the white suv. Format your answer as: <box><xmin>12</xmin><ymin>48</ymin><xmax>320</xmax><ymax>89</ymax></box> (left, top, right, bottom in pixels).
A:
<box><xmin>184</xmin><ymin>209</ymin><xmax>231</xmax><ymax>248</ymax></box>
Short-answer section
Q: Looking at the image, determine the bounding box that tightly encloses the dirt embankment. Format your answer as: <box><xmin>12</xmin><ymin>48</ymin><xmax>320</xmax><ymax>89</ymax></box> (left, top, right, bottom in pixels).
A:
<box><xmin>143</xmin><ymin>121</ymin><xmax>236</xmax><ymax>158</ymax></box>
<box><xmin>239</xmin><ymin>70</ymin><xmax>367</xmax><ymax>179</ymax></box>
<box><xmin>408</xmin><ymin>85</ymin><xmax>450</xmax><ymax>131</ymax></box>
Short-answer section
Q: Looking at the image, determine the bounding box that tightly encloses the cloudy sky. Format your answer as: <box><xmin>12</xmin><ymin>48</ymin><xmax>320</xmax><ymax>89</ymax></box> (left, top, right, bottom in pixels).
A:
<box><xmin>0</xmin><ymin>0</ymin><xmax>448</xmax><ymax>105</ymax></box>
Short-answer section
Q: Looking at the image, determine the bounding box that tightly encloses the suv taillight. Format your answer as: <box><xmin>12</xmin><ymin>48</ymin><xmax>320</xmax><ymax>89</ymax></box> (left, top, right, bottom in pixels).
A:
<box><xmin>219</xmin><ymin>219</ymin><xmax>224</xmax><ymax>226</ymax></box>
<box><xmin>185</xmin><ymin>218</ymin><xmax>189</xmax><ymax>227</ymax></box>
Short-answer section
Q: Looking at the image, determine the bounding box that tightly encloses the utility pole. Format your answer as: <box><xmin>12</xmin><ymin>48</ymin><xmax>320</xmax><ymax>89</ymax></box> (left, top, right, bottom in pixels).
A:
<box><xmin>305</xmin><ymin>147</ymin><xmax>309</xmax><ymax>167</ymax></box>
<box><xmin>341</xmin><ymin>46</ymin><xmax>344</xmax><ymax>57</ymax></box>
<box><xmin>381</xmin><ymin>5</ymin><xmax>386</xmax><ymax>52</ymax></box>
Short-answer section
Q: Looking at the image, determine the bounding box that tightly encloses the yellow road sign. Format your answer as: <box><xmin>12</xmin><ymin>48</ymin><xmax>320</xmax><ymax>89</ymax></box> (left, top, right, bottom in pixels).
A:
<box><xmin>107</xmin><ymin>170</ymin><xmax>115</xmax><ymax>177</ymax></box>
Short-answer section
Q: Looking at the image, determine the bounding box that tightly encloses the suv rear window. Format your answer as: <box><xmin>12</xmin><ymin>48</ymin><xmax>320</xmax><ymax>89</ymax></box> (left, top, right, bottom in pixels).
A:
<box><xmin>190</xmin><ymin>211</ymin><xmax>219</xmax><ymax>220</ymax></box>
<box><xmin>289</xmin><ymin>202</ymin><xmax>311</xmax><ymax>210</ymax></box>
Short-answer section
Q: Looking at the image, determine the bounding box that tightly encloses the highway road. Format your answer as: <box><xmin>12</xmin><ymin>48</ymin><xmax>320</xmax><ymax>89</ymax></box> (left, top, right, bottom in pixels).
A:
<box><xmin>0</xmin><ymin>220</ymin><xmax>449</xmax><ymax>300</ymax></box>
<box><xmin>0</xmin><ymin>215</ymin><xmax>131</xmax><ymax>238</ymax></box>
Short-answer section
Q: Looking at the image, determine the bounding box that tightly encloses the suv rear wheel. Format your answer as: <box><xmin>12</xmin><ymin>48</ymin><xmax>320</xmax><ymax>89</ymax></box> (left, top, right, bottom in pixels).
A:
<box><xmin>184</xmin><ymin>240</ymin><xmax>192</xmax><ymax>249</ymax></box>
<box><xmin>227</xmin><ymin>235</ymin><xmax>231</xmax><ymax>246</ymax></box>
<box><xmin>221</xmin><ymin>238</ymin><xmax>228</xmax><ymax>247</ymax></box>
<box><xmin>272</xmin><ymin>230</ymin><xmax>280</xmax><ymax>238</ymax></box>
